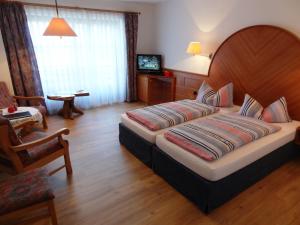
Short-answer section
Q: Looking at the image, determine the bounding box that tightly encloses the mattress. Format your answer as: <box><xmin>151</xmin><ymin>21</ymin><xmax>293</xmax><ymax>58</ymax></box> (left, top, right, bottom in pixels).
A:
<box><xmin>156</xmin><ymin>120</ymin><xmax>300</xmax><ymax>181</ymax></box>
<box><xmin>121</xmin><ymin>105</ymin><xmax>240</xmax><ymax>143</ymax></box>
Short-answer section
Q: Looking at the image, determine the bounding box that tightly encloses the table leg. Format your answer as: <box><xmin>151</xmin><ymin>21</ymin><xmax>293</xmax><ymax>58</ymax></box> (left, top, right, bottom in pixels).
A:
<box><xmin>58</xmin><ymin>100</ymin><xmax>74</xmax><ymax>120</ymax></box>
<box><xmin>73</xmin><ymin>105</ymin><xmax>84</xmax><ymax>115</ymax></box>
<box><xmin>68</xmin><ymin>100</ymin><xmax>74</xmax><ymax>120</ymax></box>
<box><xmin>56</xmin><ymin>98</ymin><xmax>85</xmax><ymax>120</ymax></box>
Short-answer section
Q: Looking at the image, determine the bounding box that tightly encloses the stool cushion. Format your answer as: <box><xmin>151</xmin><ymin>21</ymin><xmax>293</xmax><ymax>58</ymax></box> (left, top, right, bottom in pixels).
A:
<box><xmin>0</xmin><ymin>169</ymin><xmax>54</xmax><ymax>215</ymax></box>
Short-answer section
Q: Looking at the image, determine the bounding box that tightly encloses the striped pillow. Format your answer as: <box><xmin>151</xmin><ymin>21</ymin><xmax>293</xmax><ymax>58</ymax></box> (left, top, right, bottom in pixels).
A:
<box><xmin>196</xmin><ymin>81</ymin><xmax>215</xmax><ymax>104</ymax></box>
<box><xmin>260</xmin><ymin>97</ymin><xmax>292</xmax><ymax>123</ymax></box>
<box><xmin>238</xmin><ymin>94</ymin><xmax>263</xmax><ymax>118</ymax></box>
<box><xmin>207</xmin><ymin>83</ymin><xmax>233</xmax><ymax>107</ymax></box>
<box><xmin>196</xmin><ymin>81</ymin><xmax>233</xmax><ymax>107</ymax></box>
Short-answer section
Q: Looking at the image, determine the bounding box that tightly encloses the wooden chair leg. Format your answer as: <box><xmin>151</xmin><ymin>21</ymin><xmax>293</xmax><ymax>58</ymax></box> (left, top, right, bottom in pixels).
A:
<box><xmin>64</xmin><ymin>147</ymin><xmax>73</xmax><ymax>175</ymax></box>
<box><xmin>48</xmin><ymin>200</ymin><xmax>58</xmax><ymax>225</ymax></box>
<box><xmin>42</xmin><ymin>114</ymin><xmax>48</xmax><ymax>129</ymax></box>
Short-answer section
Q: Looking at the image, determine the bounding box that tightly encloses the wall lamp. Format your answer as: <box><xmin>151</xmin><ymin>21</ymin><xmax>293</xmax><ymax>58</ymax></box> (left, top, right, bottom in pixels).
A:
<box><xmin>186</xmin><ymin>42</ymin><xmax>213</xmax><ymax>59</ymax></box>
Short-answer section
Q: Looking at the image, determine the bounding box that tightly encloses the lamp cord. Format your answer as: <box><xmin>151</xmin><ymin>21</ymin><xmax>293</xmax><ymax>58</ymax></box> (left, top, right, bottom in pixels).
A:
<box><xmin>55</xmin><ymin>0</ymin><xmax>59</xmax><ymax>17</ymax></box>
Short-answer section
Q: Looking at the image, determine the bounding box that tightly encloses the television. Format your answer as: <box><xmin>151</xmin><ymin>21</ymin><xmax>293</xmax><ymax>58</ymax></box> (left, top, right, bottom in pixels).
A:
<box><xmin>137</xmin><ymin>54</ymin><xmax>162</xmax><ymax>75</ymax></box>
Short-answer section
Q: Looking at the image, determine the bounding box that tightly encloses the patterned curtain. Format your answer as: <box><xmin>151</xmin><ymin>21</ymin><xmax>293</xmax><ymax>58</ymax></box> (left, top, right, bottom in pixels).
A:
<box><xmin>0</xmin><ymin>1</ymin><xmax>43</xmax><ymax>103</ymax></box>
<box><xmin>125</xmin><ymin>13</ymin><xmax>139</xmax><ymax>102</ymax></box>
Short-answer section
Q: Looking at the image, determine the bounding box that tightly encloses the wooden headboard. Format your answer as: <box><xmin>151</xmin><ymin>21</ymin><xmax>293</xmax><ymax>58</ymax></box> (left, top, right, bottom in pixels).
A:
<box><xmin>172</xmin><ymin>25</ymin><xmax>300</xmax><ymax>120</ymax></box>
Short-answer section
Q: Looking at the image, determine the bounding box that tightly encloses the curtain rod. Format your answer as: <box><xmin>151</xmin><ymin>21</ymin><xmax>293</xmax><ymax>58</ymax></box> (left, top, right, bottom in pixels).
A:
<box><xmin>22</xmin><ymin>2</ymin><xmax>141</xmax><ymax>15</ymax></box>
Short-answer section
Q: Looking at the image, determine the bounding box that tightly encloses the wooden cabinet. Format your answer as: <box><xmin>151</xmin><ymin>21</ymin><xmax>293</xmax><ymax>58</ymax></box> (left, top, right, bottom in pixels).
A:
<box><xmin>137</xmin><ymin>74</ymin><xmax>176</xmax><ymax>105</ymax></box>
<box><xmin>137</xmin><ymin>74</ymin><xmax>149</xmax><ymax>103</ymax></box>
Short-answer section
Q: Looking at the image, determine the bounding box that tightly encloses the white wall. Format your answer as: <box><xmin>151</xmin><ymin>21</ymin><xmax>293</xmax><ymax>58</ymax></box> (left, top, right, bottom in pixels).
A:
<box><xmin>154</xmin><ymin>0</ymin><xmax>300</xmax><ymax>75</ymax></box>
<box><xmin>0</xmin><ymin>0</ymin><xmax>157</xmax><ymax>94</ymax></box>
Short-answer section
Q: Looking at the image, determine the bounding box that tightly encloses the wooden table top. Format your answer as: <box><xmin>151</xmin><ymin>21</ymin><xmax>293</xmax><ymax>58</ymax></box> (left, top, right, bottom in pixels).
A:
<box><xmin>47</xmin><ymin>91</ymin><xmax>90</xmax><ymax>101</ymax></box>
<box><xmin>47</xmin><ymin>95</ymin><xmax>75</xmax><ymax>101</ymax></box>
<box><xmin>74</xmin><ymin>91</ymin><xmax>90</xmax><ymax>97</ymax></box>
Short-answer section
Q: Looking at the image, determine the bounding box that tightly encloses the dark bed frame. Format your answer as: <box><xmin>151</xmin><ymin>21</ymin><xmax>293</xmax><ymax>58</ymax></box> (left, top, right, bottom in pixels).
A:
<box><xmin>119</xmin><ymin>123</ymin><xmax>153</xmax><ymax>168</ymax></box>
<box><xmin>120</xmin><ymin>121</ymin><xmax>300</xmax><ymax>213</ymax></box>
<box><xmin>153</xmin><ymin>143</ymin><xmax>300</xmax><ymax>213</ymax></box>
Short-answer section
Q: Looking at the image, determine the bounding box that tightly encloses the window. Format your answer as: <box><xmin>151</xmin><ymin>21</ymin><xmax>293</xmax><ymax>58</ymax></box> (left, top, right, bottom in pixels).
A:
<box><xmin>25</xmin><ymin>6</ymin><xmax>128</xmax><ymax>114</ymax></box>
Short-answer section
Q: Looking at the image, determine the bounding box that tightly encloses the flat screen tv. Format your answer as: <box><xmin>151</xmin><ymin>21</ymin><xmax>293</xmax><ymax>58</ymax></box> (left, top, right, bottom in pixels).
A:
<box><xmin>137</xmin><ymin>54</ymin><xmax>162</xmax><ymax>75</ymax></box>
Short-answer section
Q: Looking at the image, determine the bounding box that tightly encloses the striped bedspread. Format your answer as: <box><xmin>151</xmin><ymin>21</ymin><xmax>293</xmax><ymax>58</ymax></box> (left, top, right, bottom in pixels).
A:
<box><xmin>164</xmin><ymin>114</ymin><xmax>281</xmax><ymax>161</ymax></box>
<box><xmin>126</xmin><ymin>100</ymin><xmax>218</xmax><ymax>131</ymax></box>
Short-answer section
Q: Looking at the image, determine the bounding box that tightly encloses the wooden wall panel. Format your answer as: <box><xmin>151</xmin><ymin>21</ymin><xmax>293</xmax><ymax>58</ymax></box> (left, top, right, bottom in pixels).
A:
<box><xmin>208</xmin><ymin>25</ymin><xmax>300</xmax><ymax>120</ymax></box>
<box><xmin>167</xmin><ymin>25</ymin><xmax>300</xmax><ymax>120</ymax></box>
<box><xmin>166</xmin><ymin>69</ymin><xmax>207</xmax><ymax>100</ymax></box>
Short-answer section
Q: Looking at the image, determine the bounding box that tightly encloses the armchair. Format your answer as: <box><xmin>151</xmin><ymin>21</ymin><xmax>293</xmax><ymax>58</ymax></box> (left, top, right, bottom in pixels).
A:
<box><xmin>0</xmin><ymin>81</ymin><xmax>48</xmax><ymax>129</ymax></box>
<box><xmin>0</xmin><ymin>115</ymin><xmax>72</xmax><ymax>175</ymax></box>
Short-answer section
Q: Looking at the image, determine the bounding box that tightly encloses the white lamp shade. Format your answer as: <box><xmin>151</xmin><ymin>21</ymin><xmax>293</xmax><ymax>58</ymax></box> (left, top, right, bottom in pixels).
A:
<box><xmin>43</xmin><ymin>17</ymin><xmax>77</xmax><ymax>36</ymax></box>
<box><xmin>186</xmin><ymin>42</ymin><xmax>202</xmax><ymax>55</ymax></box>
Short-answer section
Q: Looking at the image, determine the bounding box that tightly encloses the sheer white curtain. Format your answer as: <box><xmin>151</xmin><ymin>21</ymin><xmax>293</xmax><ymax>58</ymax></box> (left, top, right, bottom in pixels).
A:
<box><xmin>25</xmin><ymin>6</ymin><xmax>127</xmax><ymax>114</ymax></box>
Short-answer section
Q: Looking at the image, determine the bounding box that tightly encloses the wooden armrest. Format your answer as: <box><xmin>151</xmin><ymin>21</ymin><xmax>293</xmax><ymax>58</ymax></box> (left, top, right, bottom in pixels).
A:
<box><xmin>14</xmin><ymin>120</ymin><xmax>37</xmax><ymax>130</ymax></box>
<box><xmin>13</xmin><ymin>96</ymin><xmax>45</xmax><ymax>102</ymax></box>
<box><xmin>11</xmin><ymin>128</ymin><xmax>70</xmax><ymax>152</ymax></box>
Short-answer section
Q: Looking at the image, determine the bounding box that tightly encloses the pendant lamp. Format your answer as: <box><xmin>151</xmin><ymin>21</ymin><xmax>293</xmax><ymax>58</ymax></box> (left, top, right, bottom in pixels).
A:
<box><xmin>43</xmin><ymin>0</ymin><xmax>77</xmax><ymax>37</ymax></box>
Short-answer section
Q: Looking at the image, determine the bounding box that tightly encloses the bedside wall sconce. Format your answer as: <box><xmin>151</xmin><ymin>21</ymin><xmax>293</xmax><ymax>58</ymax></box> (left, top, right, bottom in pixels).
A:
<box><xmin>186</xmin><ymin>41</ymin><xmax>213</xmax><ymax>59</ymax></box>
<box><xmin>186</xmin><ymin>42</ymin><xmax>201</xmax><ymax>56</ymax></box>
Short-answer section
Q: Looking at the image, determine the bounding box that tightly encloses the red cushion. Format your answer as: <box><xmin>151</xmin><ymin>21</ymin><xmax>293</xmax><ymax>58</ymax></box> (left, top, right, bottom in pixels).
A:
<box><xmin>0</xmin><ymin>169</ymin><xmax>54</xmax><ymax>215</ymax></box>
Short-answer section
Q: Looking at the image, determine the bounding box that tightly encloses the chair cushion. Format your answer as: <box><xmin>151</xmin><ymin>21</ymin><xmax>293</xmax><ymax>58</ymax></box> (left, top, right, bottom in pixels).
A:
<box><xmin>19</xmin><ymin>131</ymin><xmax>64</xmax><ymax>166</ymax></box>
<box><xmin>0</xmin><ymin>169</ymin><xmax>54</xmax><ymax>215</ymax></box>
<box><xmin>0</xmin><ymin>82</ymin><xmax>15</xmax><ymax>109</ymax></box>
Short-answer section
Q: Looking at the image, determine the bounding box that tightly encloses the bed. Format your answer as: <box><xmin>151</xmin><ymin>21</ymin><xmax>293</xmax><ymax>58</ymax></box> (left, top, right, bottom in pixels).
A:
<box><xmin>151</xmin><ymin>25</ymin><xmax>300</xmax><ymax>213</ymax></box>
<box><xmin>153</xmin><ymin>120</ymin><xmax>300</xmax><ymax>212</ymax></box>
<box><xmin>119</xmin><ymin>105</ymin><xmax>240</xmax><ymax>167</ymax></box>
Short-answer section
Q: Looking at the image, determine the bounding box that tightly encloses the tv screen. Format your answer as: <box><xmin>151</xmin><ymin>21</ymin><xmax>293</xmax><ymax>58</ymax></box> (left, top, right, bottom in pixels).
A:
<box><xmin>137</xmin><ymin>54</ymin><xmax>162</xmax><ymax>74</ymax></box>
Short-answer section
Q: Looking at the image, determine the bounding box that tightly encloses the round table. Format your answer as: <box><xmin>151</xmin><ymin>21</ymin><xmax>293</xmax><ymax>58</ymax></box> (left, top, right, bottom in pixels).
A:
<box><xmin>2</xmin><ymin>107</ymin><xmax>43</xmax><ymax>128</ymax></box>
<box><xmin>47</xmin><ymin>92</ymin><xmax>89</xmax><ymax>119</ymax></box>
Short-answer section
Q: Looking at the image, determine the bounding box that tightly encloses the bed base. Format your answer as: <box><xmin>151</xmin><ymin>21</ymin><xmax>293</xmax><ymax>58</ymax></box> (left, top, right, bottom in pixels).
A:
<box><xmin>119</xmin><ymin>123</ymin><xmax>153</xmax><ymax>168</ymax></box>
<box><xmin>152</xmin><ymin>142</ymin><xmax>300</xmax><ymax>213</ymax></box>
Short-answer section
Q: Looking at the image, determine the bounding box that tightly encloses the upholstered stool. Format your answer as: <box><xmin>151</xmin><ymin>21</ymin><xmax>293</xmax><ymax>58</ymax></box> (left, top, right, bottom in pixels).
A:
<box><xmin>0</xmin><ymin>169</ymin><xmax>58</xmax><ymax>225</ymax></box>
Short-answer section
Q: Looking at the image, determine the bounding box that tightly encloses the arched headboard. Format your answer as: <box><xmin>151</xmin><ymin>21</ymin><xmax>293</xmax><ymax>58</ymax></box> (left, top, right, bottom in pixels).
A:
<box><xmin>208</xmin><ymin>25</ymin><xmax>300</xmax><ymax>120</ymax></box>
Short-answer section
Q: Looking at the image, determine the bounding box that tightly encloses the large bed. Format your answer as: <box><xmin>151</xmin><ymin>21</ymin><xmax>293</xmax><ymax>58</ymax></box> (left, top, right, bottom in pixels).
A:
<box><xmin>153</xmin><ymin>120</ymin><xmax>300</xmax><ymax>212</ymax></box>
<box><xmin>120</xmin><ymin>25</ymin><xmax>300</xmax><ymax>213</ymax></box>
<box><xmin>119</xmin><ymin>106</ymin><xmax>240</xmax><ymax>167</ymax></box>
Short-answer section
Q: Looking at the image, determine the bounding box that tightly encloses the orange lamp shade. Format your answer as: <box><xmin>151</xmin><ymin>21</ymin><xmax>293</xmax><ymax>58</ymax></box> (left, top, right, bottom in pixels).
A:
<box><xmin>43</xmin><ymin>17</ymin><xmax>77</xmax><ymax>36</ymax></box>
<box><xmin>186</xmin><ymin>42</ymin><xmax>202</xmax><ymax>55</ymax></box>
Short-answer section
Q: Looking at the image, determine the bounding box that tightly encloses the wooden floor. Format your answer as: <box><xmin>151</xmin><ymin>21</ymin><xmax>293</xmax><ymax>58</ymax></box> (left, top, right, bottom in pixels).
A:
<box><xmin>3</xmin><ymin>102</ymin><xmax>300</xmax><ymax>225</ymax></box>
